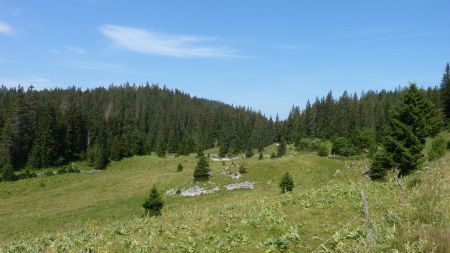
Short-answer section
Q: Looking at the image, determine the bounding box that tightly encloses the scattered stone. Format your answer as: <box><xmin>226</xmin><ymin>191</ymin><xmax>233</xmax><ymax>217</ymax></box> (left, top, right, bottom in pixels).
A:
<box><xmin>231</xmin><ymin>172</ymin><xmax>241</xmax><ymax>180</ymax></box>
<box><xmin>225</xmin><ymin>181</ymin><xmax>254</xmax><ymax>191</ymax></box>
<box><xmin>180</xmin><ymin>186</ymin><xmax>220</xmax><ymax>197</ymax></box>
<box><xmin>166</xmin><ymin>189</ymin><xmax>178</xmax><ymax>195</ymax></box>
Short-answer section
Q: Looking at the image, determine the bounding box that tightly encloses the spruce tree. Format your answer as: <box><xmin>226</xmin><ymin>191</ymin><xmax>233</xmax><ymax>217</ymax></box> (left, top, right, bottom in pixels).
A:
<box><xmin>142</xmin><ymin>185</ymin><xmax>164</xmax><ymax>216</ymax></box>
<box><xmin>245</xmin><ymin>147</ymin><xmax>254</xmax><ymax>158</ymax></box>
<box><xmin>277</xmin><ymin>136</ymin><xmax>287</xmax><ymax>157</ymax></box>
<box><xmin>193</xmin><ymin>155</ymin><xmax>210</xmax><ymax>181</ymax></box>
<box><xmin>94</xmin><ymin>143</ymin><xmax>109</xmax><ymax>170</ymax></box>
<box><xmin>27</xmin><ymin>103</ymin><xmax>59</xmax><ymax>168</ymax></box>
<box><xmin>110</xmin><ymin>136</ymin><xmax>123</xmax><ymax>161</ymax></box>
<box><xmin>177</xmin><ymin>163</ymin><xmax>183</xmax><ymax>172</ymax></box>
<box><xmin>1</xmin><ymin>164</ymin><xmax>17</xmax><ymax>182</ymax></box>
<box><xmin>440</xmin><ymin>63</ymin><xmax>450</xmax><ymax>119</ymax></box>
<box><xmin>258</xmin><ymin>152</ymin><xmax>264</xmax><ymax>160</ymax></box>
<box><xmin>384</xmin><ymin>84</ymin><xmax>442</xmax><ymax>176</ymax></box>
<box><xmin>279</xmin><ymin>172</ymin><xmax>294</xmax><ymax>193</ymax></box>
<box><xmin>369</xmin><ymin>151</ymin><xmax>390</xmax><ymax>180</ymax></box>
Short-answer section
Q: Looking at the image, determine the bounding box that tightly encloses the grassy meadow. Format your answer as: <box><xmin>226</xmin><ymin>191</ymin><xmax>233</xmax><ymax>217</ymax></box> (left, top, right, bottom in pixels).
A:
<box><xmin>0</xmin><ymin>144</ymin><xmax>449</xmax><ymax>252</ymax></box>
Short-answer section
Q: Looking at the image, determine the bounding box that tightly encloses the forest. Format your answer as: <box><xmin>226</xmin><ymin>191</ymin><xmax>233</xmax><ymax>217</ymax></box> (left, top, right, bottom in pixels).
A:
<box><xmin>0</xmin><ymin>63</ymin><xmax>448</xmax><ymax>175</ymax></box>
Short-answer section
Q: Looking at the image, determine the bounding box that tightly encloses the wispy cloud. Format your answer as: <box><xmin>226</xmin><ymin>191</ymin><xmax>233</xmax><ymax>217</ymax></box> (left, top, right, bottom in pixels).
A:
<box><xmin>100</xmin><ymin>24</ymin><xmax>240</xmax><ymax>58</ymax></box>
<box><xmin>0</xmin><ymin>21</ymin><xmax>15</xmax><ymax>35</ymax></box>
<box><xmin>66</xmin><ymin>46</ymin><xmax>87</xmax><ymax>54</ymax></box>
<box><xmin>0</xmin><ymin>77</ymin><xmax>51</xmax><ymax>89</ymax></box>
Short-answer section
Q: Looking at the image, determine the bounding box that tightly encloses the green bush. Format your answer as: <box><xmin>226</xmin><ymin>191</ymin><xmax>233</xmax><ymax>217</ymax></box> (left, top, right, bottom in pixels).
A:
<box><xmin>295</xmin><ymin>138</ymin><xmax>322</xmax><ymax>152</ymax></box>
<box><xmin>239</xmin><ymin>165</ymin><xmax>247</xmax><ymax>174</ymax></box>
<box><xmin>317</xmin><ymin>141</ymin><xmax>331</xmax><ymax>157</ymax></box>
<box><xmin>427</xmin><ymin>135</ymin><xmax>446</xmax><ymax>161</ymax></box>
<box><xmin>177</xmin><ymin>164</ymin><xmax>183</xmax><ymax>172</ymax></box>
<box><xmin>332</xmin><ymin>137</ymin><xmax>359</xmax><ymax>156</ymax></box>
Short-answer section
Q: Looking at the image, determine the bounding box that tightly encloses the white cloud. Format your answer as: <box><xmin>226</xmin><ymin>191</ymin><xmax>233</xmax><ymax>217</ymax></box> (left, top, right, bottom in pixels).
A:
<box><xmin>100</xmin><ymin>25</ymin><xmax>240</xmax><ymax>58</ymax></box>
<box><xmin>66</xmin><ymin>46</ymin><xmax>87</xmax><ymax>54</ymax></box>
<box><xmin>0</xmin><ymin>21</ymin><xmax>15</xmax><ymax>35</ymax></box>
<box><xmin>0</xmin><ymin>77</ymin><xmax>51</xmax><ymax>89</ymax></box>
<box><xmin>66</xmin><ymin>60</ymin><xmax>124</xmax><ymax>72</ymax></box>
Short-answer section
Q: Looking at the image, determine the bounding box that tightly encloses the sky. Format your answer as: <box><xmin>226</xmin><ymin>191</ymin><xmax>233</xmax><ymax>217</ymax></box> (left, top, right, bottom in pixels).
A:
<box><xmin>0</xmin><ymin>0</ymin><xmax>449</xmax><ymax>118</ymax></box>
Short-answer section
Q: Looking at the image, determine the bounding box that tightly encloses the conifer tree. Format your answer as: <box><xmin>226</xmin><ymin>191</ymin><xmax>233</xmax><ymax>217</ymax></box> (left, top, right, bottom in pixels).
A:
<box><xmin>245</xmin><ymin>147</ymin><xmax>254</xmax><ymax>158</ymax></box>
<box><xmin>94</xmin><ymin>143</ymin><xmax>109</xmax><ymax>170</ymax></box>
<box><xmin>27</xmin><ymin>103</ymin><xmax>59</xmax><ymax>168</ymax></box>
<box><xmin>156</xmin><ymin>133</ymin><xmax>167</xmax><ymax>157</ymax></box>
<box><xmin>110</xmin><ymin>136</ymin><xmax>122</xmax><ymax>161</ymax></box>
<box><xmin>258</xmin><ymin>152</ymin><xmax>264</xmax><ymax>160</ymax></box>
<box><xmin>0</xmin><ymin>118</ymin><xmax>13</xmax><ymax>167</ymax></box>
<box><xmin>142</xmin><ymin>185</ymin><xmax>164</xmax><ymax>216</ymax></box>
<box><xmin>440</xmin><ymin>63</ymin><xmax>450</xmax><ymax>119</ymax></box>
<box><xmin>193</xmin><ymin>154</ymin><xmax>210</xmax><ymax>181</ymax></box>
<box><xmin>177</xmin><ymin>163</ymin><xmax>183</xmax><ymax>172</ymax></box>
<box><xmin>279</xmin><ymin>172</ymin><xmax>294</xmax><ymax>193</ymax></box>
<box><xmin>384</xmin><ymin>84</ymin><xmax>442</xmax><ymax>176</ymax></box>
<box><xmin>1</xmin><ymin>164</ymin><xmax>17</xmax><ymax>182</ymax></box>
<box><xmin>277</xmin><ymin>136</ymin><xmax>287</xmax><ymax>157</ymax></box>
<box><xmin>369</xmin><ymin>151</ymin><xmax>390</xmax><ymax>180</ymax></box>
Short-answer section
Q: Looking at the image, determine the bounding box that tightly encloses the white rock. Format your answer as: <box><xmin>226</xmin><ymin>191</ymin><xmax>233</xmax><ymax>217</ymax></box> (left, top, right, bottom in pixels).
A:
<box><xmin>225</xmin><ymin>181</ymin><xmax>254</xmax><ymax>191</ymax></box>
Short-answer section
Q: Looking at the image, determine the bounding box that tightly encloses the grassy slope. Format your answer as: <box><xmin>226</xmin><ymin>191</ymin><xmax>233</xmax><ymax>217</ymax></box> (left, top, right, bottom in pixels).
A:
<box><xmin>0</xmin><ymin>144</ymin><xmax>448</xmax><ymax>252</ymax></box>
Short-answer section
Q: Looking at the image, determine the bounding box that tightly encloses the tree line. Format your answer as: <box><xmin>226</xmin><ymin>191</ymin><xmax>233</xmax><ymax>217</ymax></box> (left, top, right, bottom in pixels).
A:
<box><xmin>0</xmin><ymin>63</ymin><xmax>449</xmax><ymax>174</ymax></box>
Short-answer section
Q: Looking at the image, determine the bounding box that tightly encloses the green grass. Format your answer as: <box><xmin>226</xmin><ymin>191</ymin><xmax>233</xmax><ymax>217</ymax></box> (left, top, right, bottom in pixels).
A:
<box><xmin>1</xmin><ymin>144</ymin><xmax>448</xmax><ymax>252</ymax></box>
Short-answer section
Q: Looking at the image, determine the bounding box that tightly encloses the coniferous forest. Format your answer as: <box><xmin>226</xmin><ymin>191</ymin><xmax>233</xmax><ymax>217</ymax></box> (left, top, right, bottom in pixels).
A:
<box><xmin>0</xmin><ymin>63</ymin><xmax>448</xmax><ymax>173</ymax></box>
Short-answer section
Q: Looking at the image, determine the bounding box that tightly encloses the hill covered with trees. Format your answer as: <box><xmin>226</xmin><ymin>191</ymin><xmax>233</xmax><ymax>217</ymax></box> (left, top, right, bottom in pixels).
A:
<box><xmin>0</xmin><ymin>63</ymin><xmax>449</xmax><ymax>173</ymax></box>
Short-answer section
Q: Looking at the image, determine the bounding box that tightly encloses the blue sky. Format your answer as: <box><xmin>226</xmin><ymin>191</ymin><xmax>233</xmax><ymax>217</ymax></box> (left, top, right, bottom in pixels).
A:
<box><xmin>0</xmin><ymin>0</ymin><xmax>449</xmax><ymax>118</ymax></box>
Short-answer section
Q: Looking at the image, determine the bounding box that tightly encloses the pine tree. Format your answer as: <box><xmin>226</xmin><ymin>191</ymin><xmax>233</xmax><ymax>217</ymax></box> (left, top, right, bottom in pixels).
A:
<box><xmin>369</xmin><ymin>151</ymin><xmax>390</xmax><ymax>180</ymax></box>
<box><xmin>110</xmin><ymin>136</ymin><xmax>123</xmax><ymax>161</ymax></box>
<box><xmin>440</xmin><ymin>63</ymin><xmax>450</xmax><ymax>119</ymax></box>
<box><xmin>279</xmin><ymin>172</ymin><xmax>294</xmax><ymax>193</ymax></box>
<box><xmin>258</xmin><ymin>152</ymin><xmax>264</xmax><ymax>160</ymax></box>
<box><xmin>142</xmin><ymin>185</ymin><xmax>164</xmax><ymax>216</ymax></box>
<box><xmin>193</xmin><ymin>155</ymin><xmax>210</xmax><ymax>182</ymax></box>
<box><xmin>1</xmin><ymin>164</ymin><xmax>17</xmax><ymax>182</ymax></box>
<box><xmin>384</xmin><ymin>84</ymin><xmax>442</xmax><ymax>176</ymax></box>
<box><xmin>177</xmin><ymin>163</ymin><xmax>183</xmax><ymax>172</ymax></box>
<box><xmin>94</xmin><ymin>143</ymin><xmax>109</xmax><ymax>170</ymax></box>
<box><xmin>0</xmin><ymin>118</ymin><xmax>13</xmax><ymax>167</ymax></box>
<box><xmin>245</xmin><ymin>147</ymin><xmax>254</xmax><ymax>158</ymax></box>
<box><xmin>27</xmin><ymin>103</ymin><xmax>59</xmax><ymax>168</ymax></box>
<box><xmin>277</xmin><ymin>136</ymin><xmax>286</xmax><ymax>157</ymax></box>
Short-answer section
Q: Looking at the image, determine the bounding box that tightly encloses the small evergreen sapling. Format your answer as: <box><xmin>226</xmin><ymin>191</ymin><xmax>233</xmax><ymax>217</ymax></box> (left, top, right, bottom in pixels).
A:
<box><xmin>239</xmin><ymin>165</ymin><xmax>247</xmax><ymax>174</ymax></box>
<box><xmin>279</xmin><ymin>172</ymin><xmax>294</xmax><ymax>193</ymax></box>
<box><xmin>177</xmin><ymin>163</ymin><xmax>183</xmax><ymax>172</ymax></box>
<box><xmin>369</xmin><ymin>151</ymin><xmax>390</xmax><ymax>180</ymax></box>
<box><xmin>259</xmin><ymin>152</ymin><xmax>264</xmax><ymax>160</ymax></box>
<box><xmin>270</xmin><ymin>152</ymin><xmax>277</xmax><ymax>159</ymax></box>
<box><xmin>143</xmin><ymin>185</ymin><xmax>164</xmax><ymax>216</ymax></box>
<box><xmin>193</xmin><ymin>155</ymin><xmax>211</xmax><ymax>181</ymax></box>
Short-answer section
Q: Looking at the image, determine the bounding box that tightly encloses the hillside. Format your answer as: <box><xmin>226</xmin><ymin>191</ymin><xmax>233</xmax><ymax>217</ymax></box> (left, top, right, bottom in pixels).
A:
<box><xmin>1</xmin><ymin>143</ymin><xmax>448</xmax><ymax>252</ymax></box>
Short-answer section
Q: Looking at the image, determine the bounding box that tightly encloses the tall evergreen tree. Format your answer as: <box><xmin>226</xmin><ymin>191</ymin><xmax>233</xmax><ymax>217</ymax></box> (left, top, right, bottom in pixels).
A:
<box><xmin>28</xmin><ymin>103</ymin><xmax>59</xmax><ymax>168</ymax></box>
<box><xmin>440</xmin><ymin>63</ymin><xmax>450</xmax><ymax>119</ymax></box>
<box><xmin>384</xmin><ymin>84</ymin><xmax>442</xmax><ymax>176</ymax></box>
<box><xmin>277</xmin><ymin>136</ymin><xmax>287</xmax><ymax>157</ymax></box>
